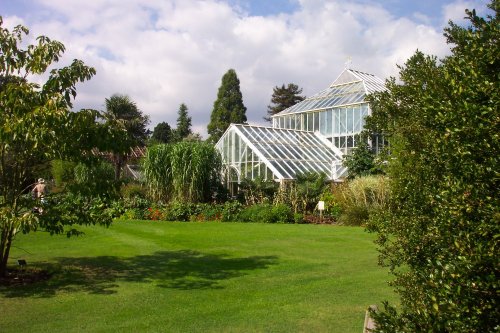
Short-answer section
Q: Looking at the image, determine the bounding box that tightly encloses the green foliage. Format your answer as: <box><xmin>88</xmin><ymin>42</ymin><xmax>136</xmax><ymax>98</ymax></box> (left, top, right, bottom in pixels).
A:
<box><xmin>150</xmin><ymin>122</ymin><xmax>173</xmax><ymax>144</ymax></box>
<box><xmin>273</xmin><ymin>173</ymin><xmax>328</xmax><ymax>215</ymax></box>
<box><xmin>0</xmin><ymin>18</ymin><xmax>117</xmax><ymax>276</ymax></box>
<box><xmin>102</xmin><ymin>93</ymin><xmax>150</xmax><ymax>180</ymax></box>
<box><xmin>365</xmin><ymin>3</ymin><xmax>499</xmax><ymax>331</ymax></box>
<box><xmin>335</xmin><ymin>175</ymin><xmax>390</xmax><ymax>226</ymax></box>
<box><xmin>174</xmin><ymin>103</ymin><xmax>192</xmax><ymax>141</ymax></box>
<box><xmin>239</xmin><ymin>176</ymin><xmax>279</xmax><ymax>205</ymax></box>
<box><xmin>207</xmin><ymin>69</ymin><xmax>247</xmax><ymax>143</ymax></box>
<box><xmin>164</xmin><ymin>202</ymin><xmax>196</xmax><ymax>222</ymax></box>
<box><xmin>38</xmin><ymin>192</ymin><xmax>116</xmax><ymax>237</ymax></box>
<box><xmin>51</xmin><ymin>159</ymin><xmax>76</xmax><ymax>187</ymax></box>
<box><xmin>120</xmin><ymin>182</ymin><xmax>147</xmax><ymax>200</ymax></box>
<box><xmin>264</xmin><ymin>83</ymin><xmax>305</xmax><ymax>122</ymax></box>
<box><xmin>239</xmin><ymin>203</ymin><xmax>293</xmax><ymax>223</ymax></box>
<box><xmin>142</xmin><ymin>142</ymin><xmax>223</xmax><ymax>203</ymax></box>
<box><xmin>73</xmin><ymin>161</ymin><xmax>118</xmax><ymax>198</ymax></box>
<box><xmin>295</xmin><ymin>172</ymin><xmax>328</xmax><ymax>213</ymax></box>
<box><xmin>220</xmin><ymin>201</ymin><xmax>243</xmax><ymax>222</ymax></box>
<box><xmin>342</xmin><ymin>133</ymin><xmax>384</xmax><ymax>180</ymax></box>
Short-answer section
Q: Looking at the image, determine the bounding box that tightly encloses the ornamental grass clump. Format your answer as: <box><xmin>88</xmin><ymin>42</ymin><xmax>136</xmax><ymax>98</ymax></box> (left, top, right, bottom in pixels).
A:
<box><xmin>335</xmin><ymin>175</ymin><xmax>390</xmax><ymax>225</ymax></box>
<box><xmin>142</xmin><ymin>142</ymin><xmax>223</xmax><ymax>204</ymax></box>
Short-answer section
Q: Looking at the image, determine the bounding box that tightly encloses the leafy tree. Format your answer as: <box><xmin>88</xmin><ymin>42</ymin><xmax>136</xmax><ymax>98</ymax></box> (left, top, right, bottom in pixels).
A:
<box><xmin>264</xmin><ymin>83</ymin><xmax>305</xmax><ymax>122</ymax></box>
<box><xmin>365</xmin><ymin>3</ymin><xmax>499</xmax><ymax>331</ymax></box>
<box><xmin>174</xmin><ymin>103</ymin><xmax>192</xmax><ymax>141</ymax></box>
<box><xmin>151</xmin><ymin>122</ymin><xmax>173</xmax><ymax>144</ymax></box>
<box><xmin>102</xmin><ymin>94</ymin><xmax>150</xmax><ymax>180</ymax></box>
<box><xmin>0</xmin><ymin>18</ymin><xmax>116</xmax><ymax>276</ymax></box>
<box><xmin>207</xmin><ymin>69</ymin><xmax>247</xmax><ymax>143</ymax></box>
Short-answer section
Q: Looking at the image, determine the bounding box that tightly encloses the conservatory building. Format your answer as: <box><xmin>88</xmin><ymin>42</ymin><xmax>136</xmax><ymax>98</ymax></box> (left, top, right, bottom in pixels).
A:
<box><xmin>215</xmin><ymin>68</ymin><xmax>385</xmax><ymax>193</ymax></box>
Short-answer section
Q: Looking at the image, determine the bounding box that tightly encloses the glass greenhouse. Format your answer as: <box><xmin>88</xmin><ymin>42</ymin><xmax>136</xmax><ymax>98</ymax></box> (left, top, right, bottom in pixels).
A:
<box><xmin>215</xmin><ymin>68</ymin><xmax>385</xmax><ymax>190</ymax></box>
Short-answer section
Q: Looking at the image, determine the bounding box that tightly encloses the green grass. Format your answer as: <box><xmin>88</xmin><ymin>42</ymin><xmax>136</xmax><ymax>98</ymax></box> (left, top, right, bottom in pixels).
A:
<box><xmin>1</xmin><ymin>221</ymin><xmax>396</xmax><ymax>332</ymax></box>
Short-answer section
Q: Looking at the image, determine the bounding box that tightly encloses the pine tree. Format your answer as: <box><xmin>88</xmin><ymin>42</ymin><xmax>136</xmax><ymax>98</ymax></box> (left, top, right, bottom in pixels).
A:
<box><xmin>264</xmin><ymin>83</ymin><xmax>305</xmax><ymax>122</ymax></box>
<box><xmin>175</xmin><ymin>103</ymin><xmax>192</xmax><ymax>141</ymax></box>
<box><xmin>207</xmin><ymin>69</ymin><xmax>247</xmax><ymax>143</ymax></box>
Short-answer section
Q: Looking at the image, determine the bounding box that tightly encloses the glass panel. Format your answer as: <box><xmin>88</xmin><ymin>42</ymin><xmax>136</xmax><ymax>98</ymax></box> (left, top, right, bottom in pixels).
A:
<box><xmin>326</xmin><ymin>109</ymin><xmax>333</xmax><ymax>136</ymax></box>
<box><xmin>340</xmin><ymin>108</ymin><xmax>347</xmax><ymax>133</ymax></box>
<box><xmin>314</xmin><ymin>112</ymin><xmax>319</xmax><ymax>131</ymax></box>
<box><xmin>320</xmin><ymin>111</ymin><xmax>327</xmax><ymax>135</ymax></box>
<box><xmin>307</xmin><ymin>113</ymin><xmax>314</xmax><ymax>131</ymax></box>
<box><xmin>347</xmin><ymin>107</ymin><xmax>353</xmax><ymax>133</ymax></box>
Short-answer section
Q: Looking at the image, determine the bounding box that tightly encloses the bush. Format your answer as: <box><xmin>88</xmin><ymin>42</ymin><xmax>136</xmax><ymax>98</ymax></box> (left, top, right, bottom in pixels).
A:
<box><xmin>221</xmin><ymin>201</ymin><xmax>243</xmax><ymax>222</ymax></box>
<box><xmin>164</xmin><ymin>201</ymin><xmax>196</xmax><ymax>221</ymax></box>
<box><xmin>121</xmin><ymin>208</ymin><xmax>146</xmax><ymax>220</ymax></box>
<box><xmin>271</xmin><ymin>204</ymin><xmax>293</xmax><ymax>223</ymax></box>
<box><xmin>239</xmin><ymin>203</ymin><xmax>293</xmax><ymax>223</ymax></box>
<box><xmin>191</xmin><ymin>203</ymin><xmax>222</xmax><ymax>221</ymax></box>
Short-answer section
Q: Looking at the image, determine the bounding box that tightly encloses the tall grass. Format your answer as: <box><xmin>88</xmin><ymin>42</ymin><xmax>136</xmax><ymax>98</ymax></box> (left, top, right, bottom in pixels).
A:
<box><xmin>335</xmin><ymin>175</ymin><xmax>390</xmax><ymax>225</ymax></box>
<box><xmin>143</xmin><ymin>142</ymin><xmax>222</xmax><ymax>203</ymax></box>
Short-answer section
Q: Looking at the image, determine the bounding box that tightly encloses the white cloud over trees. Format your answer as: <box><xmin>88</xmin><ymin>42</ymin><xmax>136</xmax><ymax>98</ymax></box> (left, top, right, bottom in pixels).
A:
<box><xmin>4</xmin><ymin>0</ymin><xmax>486</xmax><ymax>137</ymax></box>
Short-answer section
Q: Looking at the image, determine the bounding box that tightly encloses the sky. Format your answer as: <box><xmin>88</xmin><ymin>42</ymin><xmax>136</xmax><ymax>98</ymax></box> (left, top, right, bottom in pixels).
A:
<box><xmin>2</xmin><ymin>0</ymin><xmax>491</xmax><ymax>137</ymax></box>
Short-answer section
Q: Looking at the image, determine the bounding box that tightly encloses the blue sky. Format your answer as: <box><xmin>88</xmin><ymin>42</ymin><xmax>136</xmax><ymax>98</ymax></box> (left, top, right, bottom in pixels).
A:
<box><xmin>1</xmin><ymin>0</ymin><xmax>490</xmax><ymax>136</ymax></box>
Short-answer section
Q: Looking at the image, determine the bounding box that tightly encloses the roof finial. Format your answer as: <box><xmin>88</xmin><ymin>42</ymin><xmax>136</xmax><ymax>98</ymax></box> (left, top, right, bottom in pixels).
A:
<box><xmin>345</xmin><ymin>56</ymin><xmax>352</xmax><ymax>70</ymax></box>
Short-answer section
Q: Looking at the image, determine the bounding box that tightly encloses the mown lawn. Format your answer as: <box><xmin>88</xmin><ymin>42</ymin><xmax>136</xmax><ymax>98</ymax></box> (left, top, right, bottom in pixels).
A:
<box><xmin>0</xmin><ymin>221</ymin><xmax>396</xmax><ymax>333</ymax></box>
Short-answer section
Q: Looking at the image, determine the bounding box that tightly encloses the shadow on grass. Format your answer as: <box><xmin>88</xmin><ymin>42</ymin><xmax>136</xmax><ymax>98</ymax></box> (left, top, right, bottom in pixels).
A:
<box><xmin>0</xmin><ymin>250</ymin><xmax>278</xmax><ymax>298</ymax></box>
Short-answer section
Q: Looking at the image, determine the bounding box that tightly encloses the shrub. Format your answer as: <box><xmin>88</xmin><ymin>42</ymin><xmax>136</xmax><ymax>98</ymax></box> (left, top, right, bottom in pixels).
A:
<box><xmin>221</xmin><ymin>201</ymin><xmax>243</xmax><ymax>222</ymax></box>
<box><xmin>192</xmin><ymin>204</ymin><xmax>222</xmax><ymax>221</ymax></box>
<box><xmin>293</xmin><ymin>213</ymin><xmax>304</xmax><ymax>224</ymax></box>
<box><xmin>239</xmin><ymin>203</ymin><xmax>293</xmax><ymax>223</ymax></box>
<box><xmin>121</xmin><ymin>208</ymin><xmax>146</xmax><ymax>220</ymax></box>
<box><xmin>271</xmin><ymin>204</ymin><xmax>293</xmax><ymax>223</ymax></box>
<box><xmin>164</xmin><ymin>201</ymin><xmax>196</xmax><ymax>221</ymax></box>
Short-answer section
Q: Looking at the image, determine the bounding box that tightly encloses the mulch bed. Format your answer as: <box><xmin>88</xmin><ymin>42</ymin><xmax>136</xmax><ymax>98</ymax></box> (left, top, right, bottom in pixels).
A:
<box><xmin>0</xmin><ymin>268</ymin><xmax>51</xmax><ymax>286</ymax></box>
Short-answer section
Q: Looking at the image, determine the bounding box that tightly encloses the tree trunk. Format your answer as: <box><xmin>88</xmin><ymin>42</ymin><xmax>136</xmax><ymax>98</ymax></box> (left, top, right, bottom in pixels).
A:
<box><xmin>0</xmin><ymin>228</ymin><xmax>13</xmax><ymax>277</ymax></box>
<box><xmin>114</xmin><ymin>153</ymin><xmax>123</xmax><ymax>181</ymax></box>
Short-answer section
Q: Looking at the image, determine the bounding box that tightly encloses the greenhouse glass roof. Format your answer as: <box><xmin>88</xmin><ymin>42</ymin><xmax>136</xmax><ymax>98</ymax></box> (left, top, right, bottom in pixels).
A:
<box><xmin>216</xmin><ymin>124</ymin><xmax>346</xmax><ymax>181</ymax></box>
<box><xmin>274</xmin><ymin>69</ymin><xmax>385</xmax><ymax>116</ymax></box>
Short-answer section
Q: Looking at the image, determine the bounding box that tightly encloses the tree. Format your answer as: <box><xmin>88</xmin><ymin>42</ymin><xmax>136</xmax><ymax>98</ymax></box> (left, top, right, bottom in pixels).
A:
<box><xmin>102</xmin><ymin>94</ymin><xmax>150</xmax><ymax>180</ymax></box>
<box><xmin>365</xmin><ymin>3</ymin><xmax>499</xmax><ymax>331</ymax></box>
<box><xmin>207</xmin><ymin>69</ymin><xmax>247</xmax><ymax>143</ymax></box>
<box><xmin>342</xmin><ymin>133</ymin><xmax>384</xmax><ymax>180</ymax></box>
<box><xmin>264</xmin><ymin>83</ymin><xmax>305</xmax><ymax>122</ymax></box>
<box><xmin>0</xmin><ymin>18</ymin><xmax>116</xmax><ymax>276</ymax></box>
<box><xmin>174</xmin><ymin>103</ymin><xmax>192</xmax><ymax>141</ymax></box>
<box><xmin>151</xmin><ymin>122</ymin><xmax>173</xmax><ymax>144</ymax></box>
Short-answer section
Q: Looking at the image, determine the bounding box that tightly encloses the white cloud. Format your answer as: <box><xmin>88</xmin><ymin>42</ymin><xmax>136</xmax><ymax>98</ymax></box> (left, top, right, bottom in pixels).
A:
<box><xmin>4</xmin><ymin>0</ymin><xmax>464</xmax><ymax>137</ymax></box>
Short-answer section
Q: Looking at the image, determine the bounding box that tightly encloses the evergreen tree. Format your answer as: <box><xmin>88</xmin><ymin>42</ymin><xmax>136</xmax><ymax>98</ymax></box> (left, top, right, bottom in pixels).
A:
<box><xmin>264</xmin><ymin>83</ymin><xmax>305</xmax><ymax>122</ymax></box>
<box><xmin>207</xmin><ymin>69</ymin><xmax>247</xmax><ymax>143</ymax></box>
<box><xmin>175</xmin><ymin>103</ymin><xmax>192</xmax><ymax>141</ymax></box>
<box><xmin>151</xmin><ymin>122</ymin><xmax>173</xmax><ymax>144</ymax></box>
